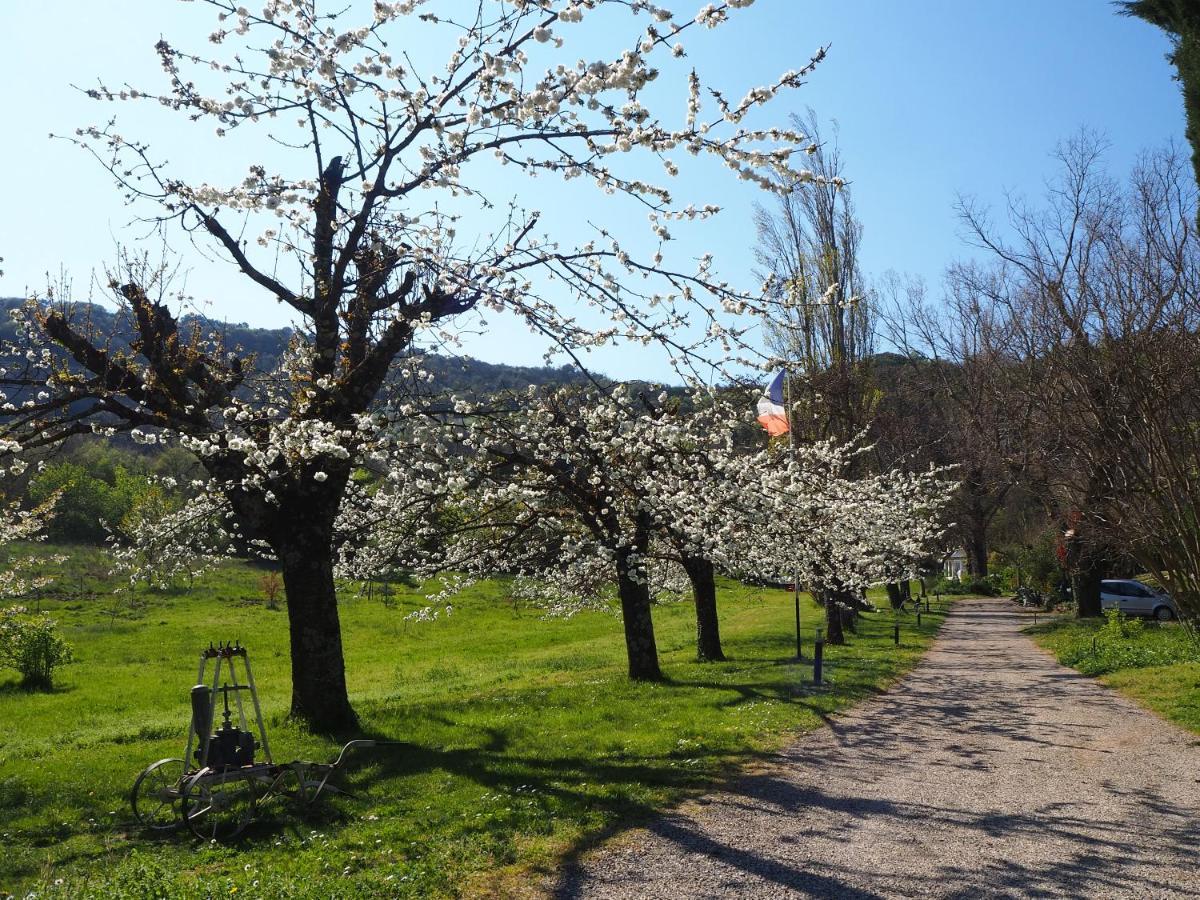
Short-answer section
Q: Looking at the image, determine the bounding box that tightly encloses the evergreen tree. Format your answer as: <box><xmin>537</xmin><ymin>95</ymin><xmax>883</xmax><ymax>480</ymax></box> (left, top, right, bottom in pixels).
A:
<box><xmin>1120</xmin><ymin>1</ymin><xmax>1200</xmax><ymax>219</ymax></box>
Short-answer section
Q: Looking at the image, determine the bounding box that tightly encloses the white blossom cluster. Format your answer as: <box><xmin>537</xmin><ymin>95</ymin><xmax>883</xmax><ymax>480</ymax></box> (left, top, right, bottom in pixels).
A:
<box><xmin>82</xmin><ymin>370</ymin><xmax>952</xmax><ymax>639</ymax></box>
<box><xmin>61</xmin><ymin>0</ymin><xmax>831</xmax><ymax>380</ymax></box>
<box><xmin>105</xmin><ymin>488</ymin><xmax>232</xmax><ymax>591</ymax></box>
<box><xmin>342</xmin><ymin>386</ymin><xmax>953</xmax><ymax>619</ymax></box>
<box><xmin>0</xmin><ymin>2</ymin><xmax>904</xmax><ymax>655</ymax></box>
<box><xmin>0</xmin><ymin>491</ymin><xmax>62</xmax><ymax>600</ymax></box>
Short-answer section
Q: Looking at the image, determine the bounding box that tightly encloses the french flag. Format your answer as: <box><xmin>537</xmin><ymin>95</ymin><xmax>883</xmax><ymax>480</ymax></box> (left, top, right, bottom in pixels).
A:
<box><xmin>756</xmin><ymin>370</ymin><xmax>790</xmax><ymax>437</ymax></box>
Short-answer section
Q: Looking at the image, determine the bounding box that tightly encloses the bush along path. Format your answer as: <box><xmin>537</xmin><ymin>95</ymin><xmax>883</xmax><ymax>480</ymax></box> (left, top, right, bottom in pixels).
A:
<box><xmin>1030</xmin><ymin>610</ymin><xmax>1200</xmax><ymax>734</ymax></box>
<box><xmin>554</xmin><ymin>597</ymin><xmax>1200</xmax><ymax>899</ymax></box>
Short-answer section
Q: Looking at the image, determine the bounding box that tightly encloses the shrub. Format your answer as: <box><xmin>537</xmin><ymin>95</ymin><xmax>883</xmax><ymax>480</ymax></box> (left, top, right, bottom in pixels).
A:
<box><xmin>0</xmin><ymin>605</ymin><xmax>75</xmax><ymax>689</ymax></box>
<box><xmin>1101</xmin><ymin>607</ymin><xmax>1145</xmax><ymax>641</ymax></box>
<box><xmin>992</xmin><ymin>565</ymin><xmax>1020</xmax><ymax>593</ymax></box>
<box><xmin>1051</xmin><ymin>610</ymin><xmax>1199</xmax><ymax>676</ymax></box>
<box><xmin>966</xmin><ymin>577</ymin><xmax>1000</xmax><ymax>596</ymax></box>
<box><xmin>931</xmin><ymin>576</ymin><xmax>1001</xmax><ymax>596</ymax></box>
<box><xmin>259</xmin><ymin>572</ymin><xmax>284</xmax><ymax>610</ymax></box>
<box><xmin>991</xmin><ymin>534</ymin><xmax>1065</xmax><ymax>593</ymax></box>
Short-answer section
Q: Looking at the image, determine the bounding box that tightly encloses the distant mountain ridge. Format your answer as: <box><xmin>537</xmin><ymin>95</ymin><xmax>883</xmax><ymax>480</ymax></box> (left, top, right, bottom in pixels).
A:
<box><xmin>0</xmin><ymin>297</ymin><xmax>593</xmax><ymax>395</ymax></box>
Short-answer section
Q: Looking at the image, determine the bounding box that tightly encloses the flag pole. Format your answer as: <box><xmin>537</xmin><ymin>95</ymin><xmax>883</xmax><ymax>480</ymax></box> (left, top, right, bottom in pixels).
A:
<box><xmin>786</xmin><ymin>368</ymin><xmax>802</xmax><ymax>660</ymax></box>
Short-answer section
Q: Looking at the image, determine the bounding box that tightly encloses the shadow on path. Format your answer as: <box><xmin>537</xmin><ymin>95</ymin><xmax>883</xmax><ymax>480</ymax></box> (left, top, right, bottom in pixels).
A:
<box><xmin>552</xmin><ymin>598</ymin><xmax>1200</xmax><ymax>899</ymax></box>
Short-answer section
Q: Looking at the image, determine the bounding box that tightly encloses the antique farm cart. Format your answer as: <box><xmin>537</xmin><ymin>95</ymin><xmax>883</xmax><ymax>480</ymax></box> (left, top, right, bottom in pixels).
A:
<box><xmin>130</xmin><ymin>642</ymin><xmax>383</xmax><ymax>840</ymax></box>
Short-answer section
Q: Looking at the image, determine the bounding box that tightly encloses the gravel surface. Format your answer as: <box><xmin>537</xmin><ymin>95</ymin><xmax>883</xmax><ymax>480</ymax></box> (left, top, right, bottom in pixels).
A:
<box><xmin>553</xmin><ymin>598</ymin><xmax>1200</xmax><ymax>899</ymax></box>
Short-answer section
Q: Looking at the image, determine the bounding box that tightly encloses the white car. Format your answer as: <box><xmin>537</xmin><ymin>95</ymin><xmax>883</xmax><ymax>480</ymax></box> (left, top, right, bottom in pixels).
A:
<box><xmin>1099</xmin><ymin>579</ymin><xmax>1178</xmax><ymax>621</ymax></box>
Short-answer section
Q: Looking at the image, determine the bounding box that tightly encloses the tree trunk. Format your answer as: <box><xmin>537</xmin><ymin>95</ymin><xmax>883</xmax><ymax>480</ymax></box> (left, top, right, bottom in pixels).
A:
<box><xmin>276</xmin><ymin>525</ymin><xmax>357</xmax><ymax>732</ymax></box>
<box><xmin>615</xmin><ymin>548</ymin><xmax>662</xmax><ymax>680</ymax></box>
<box><xmin>885</xmin><ymin>582</ymin><xmax>903</xmax><ymax>610</ymax></box>
<box><xmin>823</xmin><ymin>588</ymin><xmax>846</xmax><ymax>646</ymax></box>
<box><xmin>1073</xmin><ymin>557</ymin><xmax>1104</xmax><ymax>619</ymax></box>
<box><xmin>1063</xmin><ymin>517</ymin><xmax>1105</xmax><ymax>620</ymax></box>
<box><xmin>967</xmin><ymin>522</ymin><xmax>989</xmax><ymax>577</ymax></box>
<box><xmin>682</xmin><ymin>554</ymin><xmax>724</xmax><ymax>662</ymax></box>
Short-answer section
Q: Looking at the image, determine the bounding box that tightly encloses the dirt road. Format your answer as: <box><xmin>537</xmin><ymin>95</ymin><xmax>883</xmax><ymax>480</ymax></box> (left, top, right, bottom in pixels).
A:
<box><xmin>553</xmin><ymin>598</ymin><xmax>1200</xmax><ymax>899</ymax></box>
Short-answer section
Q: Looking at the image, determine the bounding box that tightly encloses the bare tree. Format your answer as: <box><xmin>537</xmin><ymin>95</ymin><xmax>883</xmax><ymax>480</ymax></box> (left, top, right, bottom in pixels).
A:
<box><xmin>954</xmin><ymin>133</ymin><xmax>1200</xmax><ymax>620</ymax></box>
<box><xmin>753</xmin><ymin>109</ymin><xmax>877</xmax><ymax>643</ymax></box>
<box><xmin>754</xmin><ymin>109</ymin><xmax>875</xmax><ymax>444</ymax></box>
<box><xmin>886</xmin><ymin>272</ymin><xmax>1036</xmax><ymax>579</ymax></box>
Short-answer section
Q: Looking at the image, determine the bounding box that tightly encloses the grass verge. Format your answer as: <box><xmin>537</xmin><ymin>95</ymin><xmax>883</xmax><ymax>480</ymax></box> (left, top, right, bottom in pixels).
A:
<box><xmin>1</xmin><ymin>549</ymin><xmax>947</xmax><ymax>899</ymax></box>
<box><xmin>1027</xmin><ymin>612</ymin><xmax>1200</xmax><ymax>735</ymax></box>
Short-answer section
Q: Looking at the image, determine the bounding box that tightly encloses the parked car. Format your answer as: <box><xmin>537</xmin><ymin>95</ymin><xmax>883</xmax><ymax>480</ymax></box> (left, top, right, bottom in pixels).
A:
<box><xmin>1099</xmin><ymin>579</ymin><xmax>1178</xmax><ymax>621</ymax></box>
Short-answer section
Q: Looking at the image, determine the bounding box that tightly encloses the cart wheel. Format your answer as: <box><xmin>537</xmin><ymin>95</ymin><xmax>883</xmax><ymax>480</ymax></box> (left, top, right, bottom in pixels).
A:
<box><xmin>131</xmin><ymin>758</ymin><xmax>186</xmax><ymax>830</ymax></box>
<box><xmin>180</xmin><ymin>767</ymin><xmax>258</xmax><ymax>841</ymax></box>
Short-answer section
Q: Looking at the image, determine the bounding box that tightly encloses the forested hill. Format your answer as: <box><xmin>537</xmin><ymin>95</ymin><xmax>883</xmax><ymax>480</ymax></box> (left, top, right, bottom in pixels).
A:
<box><xmin>0</xmin><ymin>297</ymin><xmax>591</xmax><ymax>395</ymax></box>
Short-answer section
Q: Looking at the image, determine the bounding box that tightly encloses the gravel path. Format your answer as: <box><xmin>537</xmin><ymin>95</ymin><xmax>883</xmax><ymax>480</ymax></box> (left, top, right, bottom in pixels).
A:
<box><xmin>553</xmin><ymin>597</ymin><xmax>1200</xmax><ymax>899</ymax></box>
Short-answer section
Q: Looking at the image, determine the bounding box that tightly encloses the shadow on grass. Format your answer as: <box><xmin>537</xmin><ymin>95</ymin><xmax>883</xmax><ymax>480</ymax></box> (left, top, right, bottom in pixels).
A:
<box><xmin>0</xmin><ymin>679</ymin><xmax>73</xmax><ymax>697</ymax></box>
<box><xmin>97</xmin><ymin>606</ymin><xmax>948</xmax><ymax>893</ymax></box>
<box><xmin>161</xmin><ymin>731</ymin><xmax>778</xmax><ymax>862</ymax></box>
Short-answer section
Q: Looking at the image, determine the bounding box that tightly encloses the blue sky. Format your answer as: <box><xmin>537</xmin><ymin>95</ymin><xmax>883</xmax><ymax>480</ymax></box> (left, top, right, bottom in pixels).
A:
<box><xmin>0</xmin><ymin>1</ymin><xmax>1182</xmax><ymax>382</ymax></box>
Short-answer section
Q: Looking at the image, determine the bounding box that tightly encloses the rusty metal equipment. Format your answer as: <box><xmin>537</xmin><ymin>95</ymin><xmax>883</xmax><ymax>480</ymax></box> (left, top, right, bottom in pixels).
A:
<box><xmin>130</xmin><ymin>641</ymin><xmax>387</xmax><ymax>841</ymax></box>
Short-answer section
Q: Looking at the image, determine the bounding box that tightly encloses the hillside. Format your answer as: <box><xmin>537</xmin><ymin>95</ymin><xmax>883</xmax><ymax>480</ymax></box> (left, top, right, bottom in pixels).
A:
<box><xmin>0</xmin><ymin>297</ymin><xmax>591</xmax><ymax>396</ymax></box>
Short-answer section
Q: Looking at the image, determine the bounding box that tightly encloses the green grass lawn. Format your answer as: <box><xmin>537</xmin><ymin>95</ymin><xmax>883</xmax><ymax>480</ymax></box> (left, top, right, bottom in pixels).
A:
<box><xmin>1</xmin><ymin>548</ymin><xmax>947</xmax><ymax>899</ymax></box>
<box><xmin>1028</xmin><ymin>613</ymin><xmax>1200</xmax><ymax>734</ymax></box>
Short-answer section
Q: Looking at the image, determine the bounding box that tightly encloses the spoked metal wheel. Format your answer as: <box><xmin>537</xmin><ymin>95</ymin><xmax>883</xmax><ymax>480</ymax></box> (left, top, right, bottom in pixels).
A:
<box><xmin>131</xmin><ymin>758</ymin><xmax>186</xmax><ymax>830</ymax></box>
<box><xmin>180</xmin><ymin>767</ymin><xmax>259</xmax><ymax>841</ymax></box>
<box><xmin>253</xmin><ymin>764</ymin><xmax>306</xmax><ymax>814</ymax></box>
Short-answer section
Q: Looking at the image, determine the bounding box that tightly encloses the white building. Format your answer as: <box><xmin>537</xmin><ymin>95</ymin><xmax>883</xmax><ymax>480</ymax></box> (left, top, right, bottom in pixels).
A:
<box><xmin>943</xmin><ymin>548</ymin><xmax>968</xmax><ymax>581</ymax></box>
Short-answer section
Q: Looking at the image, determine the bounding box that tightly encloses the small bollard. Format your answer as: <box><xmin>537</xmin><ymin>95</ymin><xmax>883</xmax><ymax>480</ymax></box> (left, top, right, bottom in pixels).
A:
<box><xmin>813</xmin><ymin>627</ymin><xmax>825</xmax><ymax>684</ymax></box>
<box><xmin>893</xmin><ymin>623</ymin><xmax>900</xmax><ymax>645</ymax></box>
<box><xmin>794</xmin><ymin>585</ymin><xmax>803</xmax><ymax>660</ymax></box>
<box><xmin>925</xmin><ymin>597</ymin><xmax>930</xmax><ymax>613</ymax></box>
<box><xmin>916</xmin><ymin>608</ymin><xmax>922</xmax><ymax>627</ymax></box>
